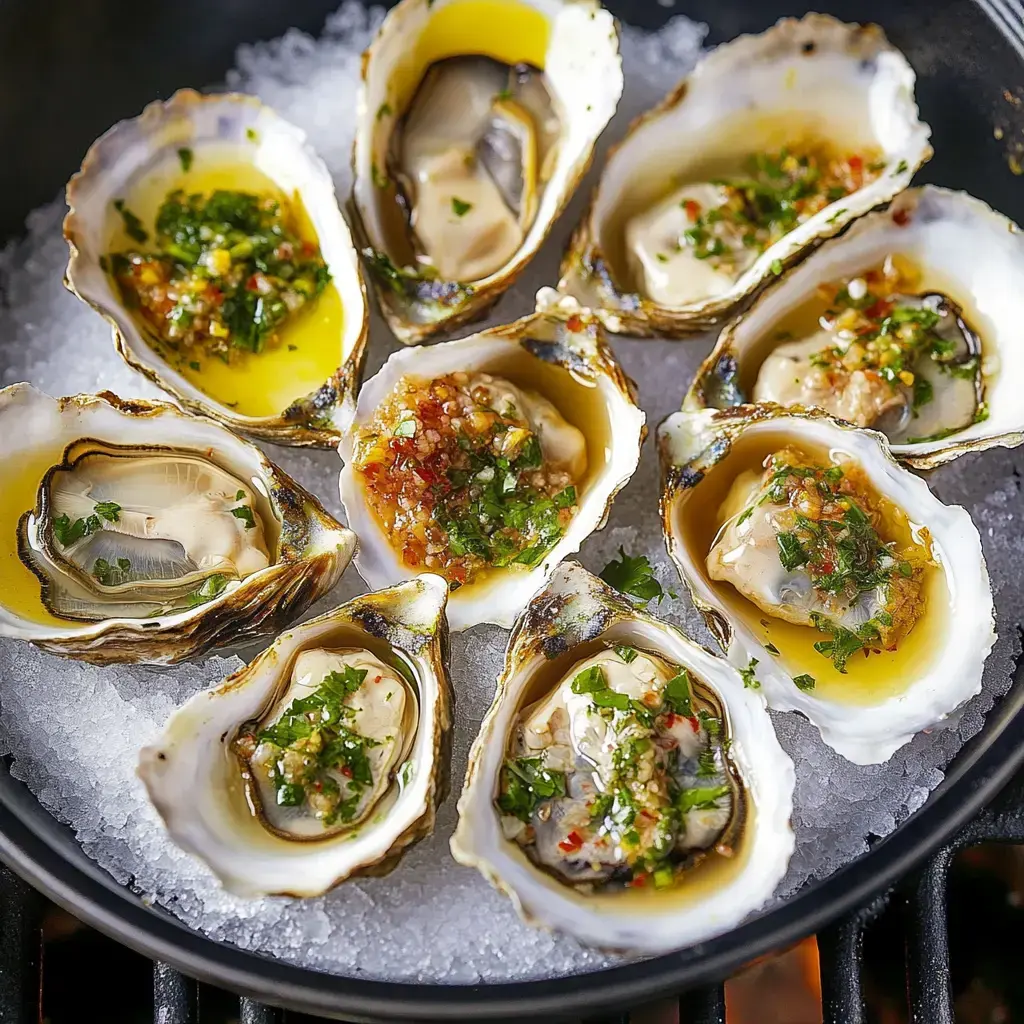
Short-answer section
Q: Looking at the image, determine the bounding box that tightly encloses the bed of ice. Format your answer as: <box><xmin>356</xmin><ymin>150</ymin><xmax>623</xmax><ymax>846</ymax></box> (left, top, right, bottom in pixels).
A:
<box><xmin>0</xmin><ymin>1</ymin><xmax>1020</xmax><ymax>986</ymax></box>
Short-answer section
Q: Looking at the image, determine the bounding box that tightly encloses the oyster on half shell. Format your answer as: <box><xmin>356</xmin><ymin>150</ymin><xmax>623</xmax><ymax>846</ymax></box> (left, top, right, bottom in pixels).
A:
<box><xmin>659</xmin><ymin>405</ymin><xmax>995</xmax><ymax>764</ymax></box>
<box><xmin>139</xmin><ymin>576</ymin><xmax>452</xmax><ymax>897</ymax></box>
<box><xmin>338</xmin><ymin>298</ymin><xmax>645</xmax><ymax>630</ymax></box>
<box><xmin>559</xmin><ymin>14</ymin><xmax>931</xmax><ymax>336</ymax></box>
<box><xmin>65</xmin><ymin>90</ymin><xmax>369</xmax><ymax>447</ymax></box>
<box><xmin>450</xmin><ymin>561</ymin><xmax>794</xmax><ymax>953</ymax></box>
<box><xmin>0</xmin><ymin>384</ymin><xmax>354</xmax><ymax>665</ymax></box>
<box><xmin>352</xmin><ymin>0</ymin><xmax>623</xmax><ymax>344</ymax></box>
<box><xmin>684</xmin><ymin>187</ymin><xmax>1024</xmax><ymax>469</ymax></box>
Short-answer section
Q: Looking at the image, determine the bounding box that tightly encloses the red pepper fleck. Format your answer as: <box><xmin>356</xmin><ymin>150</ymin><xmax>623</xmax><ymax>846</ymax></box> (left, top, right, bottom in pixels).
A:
<box><xmin>849</xmin><ymin>154</ymin><xmax>863</xmax><ymax>173</ymax></box>
<box><xmin>374</xmin><ymin>675</ymin><xmax>382</xmax><ymax>684</ymax></box>
<box><xmin>683</xmin><ymin>199</ymin><xmax>702</xmax><ymax>220</ymax></box>
<box><xmin>863</xmin><ymin>298</ymin><xmax>893</xmax><ymax>321</ymax></box>
<box><xmin>663</xmin><ymin>712</ymin><xmax>676</xmax><ymax>728</ymax></box>
<box><xmin>558</xmin><ymin>830</ymin><xmax>584</xmax><ymax>853</ymax></box>
<box><xmin>892</xmin><ymin>208</ymin><xmax>910</xmax><ymax>227</ymax></box>
<box><xmin>687</xmin><ymin>716</ymin><xmax>700</xmax><ymax>733</ymax></box>
<box><xmin>629</xmin><ymin>874</ymin><xmax>647</xmax><ymax>888</ymax></box>
<box><xmin>566</xmin><ymin>314</ymin><xmax>583</xmax><ymax>333</ymax></box>
<box><xmin>340</xmin><ymin>766</ymin><xmax>353</xmax><ymax>778</ymax></box>
<box><xmin>245</xmin><ymin>274</ymin><xmax>261</xmax><ymax>293</ymax></box>
<box><xmin>301</xmin><ymin>240</ymin><xmax>317</xmax><ymax>257</ymax></box>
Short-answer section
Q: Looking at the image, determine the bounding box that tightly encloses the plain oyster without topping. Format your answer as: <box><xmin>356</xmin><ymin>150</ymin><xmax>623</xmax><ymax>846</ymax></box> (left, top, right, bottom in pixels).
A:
<box><xmin>558</xmin><ymin>14</ymin><xmax>931</xmax><ymax>336</ymax></box>
<box><xmin>684</xmin><ymin>187</ymin><xmax>1024</xmax><ymax>469</ymax></box>
<box><xmin>451</xmin><ymin>561</ymin><xmax>795</xmax><ymax>953</ymax></box>
<box><xmin>138</xmin><ymin>575</ymin><xmax>452</xmax><ymax>897</ymax></box>
<box><xmin>1</xmin><ymin>384</ymin><xmax>354</xmax><ymax>664</ymax></box>
<box><xmin>351</xmin><ymin>0</ymin><xmax>623</xmax><ymax>344</ymax></box>
<box><xmin>659</xmin><ymin>405</ymin><xmax>995</xmax><ymax>764</ymax></box>
<box><xmin>338</xmin><ymin>300</ymin><xmax>644</xmax><ymax>630</ymax></box>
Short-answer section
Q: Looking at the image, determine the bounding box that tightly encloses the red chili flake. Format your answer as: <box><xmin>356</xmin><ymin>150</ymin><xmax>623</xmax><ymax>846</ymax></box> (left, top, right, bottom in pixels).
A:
<box><xmin>566</xmin><ymin>314</ymin><xmax>583</xmax><ymax>333</ymax></box>
<box><xmin>558</xmin><ymin>830</ymin><xmax>584</xmax><ymax>853</ymax></box>
<box><xmin>687</xmin><ymin>716</ymin><xmax>700</xmax><ymax>733</ymax></box>
<box><xmin>892</xmin><ymin>208</ymin><xmax>910</xmax><ymax>227</ymax></box>
<box><xmin>301</xmin><ymin>240</ymin><xmax>317</xmax><ymax>256</ymax></box>
<box><xmin>245</xmin><ymin>274</ymin><xmax>261</xmax><ymax>293</ymax></box>
<box><xmin>638</xmin><ymin>809</ymin><xmax>655</xmax><ymax>821</ymax></box>
<box><xmin>629</xmin><ymin>874</ymin><xmax>647</xmax><ymax>888</ymax></box>
<box><xmin>663</xmin><ymin>712</ymin><xmax>676</xmax><ymax>728</ymax></box>
<box><xmin>863</xmin><ymin>298</ymin><xmax>893</xmax><ymax>321</ymax></box>
<box><xmin>374</xmin><ymin>675</ymin><xmax>382</xmax><ymax>684</ymax></box>
<box><xmin>413</xmin><ymin>464</ymin><xmax>439</xmax><ymax>485</ymax></box>
<box><xmin>683</xmin><ymin>199</ymin><xmax>702</xmax><ymax>220</ymax></box>
<box><xmin>849</xmin><ymin>154</ymin><xmax>863</xmax><ymax>173</ymax></box>
<box><xmin>340</xmin><ymin>766</ymin><xmax>353</xmax><ymax>778</ymax></box>
<box><xmin>312</xmin><ymin>780</ymin><xmax>323</xmax><ymax>792</ymax></box>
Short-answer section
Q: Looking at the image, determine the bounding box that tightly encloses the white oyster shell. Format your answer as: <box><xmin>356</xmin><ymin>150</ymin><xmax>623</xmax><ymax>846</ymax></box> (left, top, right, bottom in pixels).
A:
<box><xmin>559</xmin><ymin>14</ymin><xmax>932</xmax><ymax>335</ymax></box>
<box><xmin>351</xmin><ymin>0</ymin><xmax>623</xmax><ymax>344</ymax></box>
<box><xmin>64</xmin><ymin>90</ymin><xmax>369</xmax><ymax>447</ymax></box>
<box><xmin>338</xmin><ymin>302</ymin><xmax>645</xmax><ymax>630</ymax></box>
<box><xmin>685</xmin><ymin>186</ymin><xmax>1024</xmax><ymax>469</ymax></box>
<box><xmin>450</xmin><ymin>561</ymin><xmax>795</xmax><ymax>953</ymax></box>
<box><xmin>659</xmin><ymin>406</ymin><xmax>996</xmax><ymax>764</ymax></box>
<box><xmin>138</xmin><ymin>575</ymin><xmax>452</xmax><ymax>898</ymax></box>
<box><xmin>0</xmin><ymin>383</ymin><xmax>355</xmax><ymax>664</ymax></box>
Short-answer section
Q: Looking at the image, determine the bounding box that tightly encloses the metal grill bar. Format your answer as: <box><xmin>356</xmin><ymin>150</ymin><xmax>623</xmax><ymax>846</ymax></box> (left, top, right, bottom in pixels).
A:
<box><xmin>678</xmin><ymin>983</ymin><xmax>726</xmax><ymax>1023</ymax></box>
<box><xmin>153</xmin><ymin>963</ymin><xmax>198</xmax><ymax>1024</ymax></box>
<box><xmin>240</xmin><ymin>998</ymin><xmax>284</xmax><ymax>1024</ymax></box>
<box><xmin>818</xmin><ymin>915</ymin><xmax>866</xmax><ymax>1024</ymax></box>
<box><xmin>906</xmin><ymin>850</ymin><xmax>954</xmax><ymax>1024</ymax></box>
<box><xmin>0</xmin><ymin>865</ymin><xmax>39</xmax><ymax>1024</ymax></box>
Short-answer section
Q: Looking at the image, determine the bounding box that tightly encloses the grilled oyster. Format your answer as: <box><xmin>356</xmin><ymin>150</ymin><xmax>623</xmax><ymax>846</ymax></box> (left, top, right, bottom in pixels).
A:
<box><xmin>139</xmin><ymin>576</ymin><xmax>452</xmax><ymax>897</ymax></box>
<box><xmin>559</xmin><ymin>14</ymin><xmax>931</xmax><ymax>336</ymax></box>
<box><xmin>338</xmin><ymin>299</ymin><xmax>644</xmax><ymax>630</ymax></box>
<box><xmin>352</xmin><ymin>0</ymin><xmax>622</xmax><ymax>344</ymax></box>
<box><xmin>685</xmin><ymin>187</ymin><xmax>1024</xmax><ymax>468</ymax></box>
<box><xmin>450</xmin><ymin>561</ymin><xmax>794</xmax><ymax>952</ymax></box>
<box><xmin>65</xmin><ymin>90</ymin><xmax>369</xmax><ymax>447</ymax></box>
<box><xmin>0</xmin><ymin>384</ymin><xmax>354</xmax><ymax>664</ymax></box>
<box><xmin>659</xmin><ymin>405</ymin><xmax>995</xmax><ymax>764</ymax></box>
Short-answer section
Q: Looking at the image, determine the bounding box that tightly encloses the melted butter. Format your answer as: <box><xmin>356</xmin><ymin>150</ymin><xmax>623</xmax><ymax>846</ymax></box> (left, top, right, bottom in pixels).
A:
<box><xmin>0</xmin><ymin>446</ymin><xmax>73</xmax><ymax>626</ymax></box>
<box><xmin>678</xmin><ymin>430</ymin><xmax>949</xmax><ymax>707</ymax></box>
<box><xmin>507</xmin><ymin>635</ymin><xmax>753</xmax><ymax>910</ymax></box>
<box><xmin>107</xmin><ymin>153</ymin><xmax>344</xmax><ymax>418</ymax></box>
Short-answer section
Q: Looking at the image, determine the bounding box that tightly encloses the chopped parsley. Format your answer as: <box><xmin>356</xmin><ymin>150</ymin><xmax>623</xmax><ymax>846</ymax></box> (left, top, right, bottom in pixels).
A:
<box><xmin>739</xmin><ymin>657</ymin><xmax>760</xmax><ymax>689</ymax></box>
<box><xmin>662</xmin><ymin>670</ymin><xmax>694</xmax><ymax>717</ymax></box>
<box><xmin>52</xmin><ymin>500</ymin><xmax>122</xmax><ymax>546</ymax></box>
<box><xmin>113</xmin><ymin>199</ymin><xmax>148</xmax><ymax>244</ymax></box>
<box><xmin>497</xmin><ymin>756</ymin><xmax>566</xmax><ymax>822</ymax></box>
<box><xmin>570</xmin><ymin>665</ymin><xmax>631</xmax><ymax>711</ymax></box>
<box><xmin>599</xmin><ymin>548</ymin><xmax>665</xmax><ymax>604</ymax></box>
<box><xmin>451</xmin><ymin>197</ymin><xmax>473</xmax><ymax>217</ymax></box>
<box><xmin>677</xmin><ymin>784</ymin><xmax>730</xmax><ymax>814</ymax></box>
<box><xmin>810</xmin><ymin>613</ymin><xmax>887</xmax><ymax>673</ymax></box>
<box><xmin>177</xmin><ymin>147</ymin><xmax>193</xmax><ymax>173</ymax></box>
<box><xmin>614</xmin><ymin>644</ymin><xmax>638</xmax><ymax>664</ymax></box>
<box><xmin>185</xmin><ymin>573</ymin><xmax>228</xmax><ymax>608</ymax></box>
<box><xmin>231</xmin><ymin>504</ymin><xmax>256</xmax><ymax>530</ymax></box>
<box><xmin>792</xmin><ymin>673</ymin><xmax>816</xmax><ymax>691</ymax></box>
<box><xmin>92</xmin><ymin>556</ymin><xmax>131</xmax><ymax>586</ymax></box>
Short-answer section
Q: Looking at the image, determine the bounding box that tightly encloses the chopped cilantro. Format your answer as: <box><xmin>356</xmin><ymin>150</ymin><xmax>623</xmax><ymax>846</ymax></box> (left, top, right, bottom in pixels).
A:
<box><xmin>739</xmin><ymin>658</ymin><xmax>760</xmax><ymax>689</ymax></box>
<box><xmin>614</xmin><ymin>644</ymin><xmax>638</xmax><ymax>664</ymax></box>
<box><xmin>599</xmin><ymin>548</ymin><xmax>665</xmax><ymax>604</ymax></box>
<box><xmin>177</xmin><ymin>147</ymin><xmax>193</xmax><ymax>173</ymax></box>
<box><xmin>663</xmin><ymin>670</ymin><xmax>693</xmax><ymax>717</ymax></box>
<box><xmin>113</xmin><ymin>199</ymin><xmax>148</xmax><ymax>243</ymax></box>
<box><xmin>793</xmin><ymin>673</ymin><xmax>816</xmax><ymax>691</ymax></box>
<box><xmin>451</xmin><ymin>197</ymin><xmax>473</xmax><ymax>217</ymax></box>
<box><xmin>92</xmin><ymin>556</ymin><xmax>131</xmax><ymax>586</ymax></box>
<box><xmin>677</xmin><ymin>785</ymin><xmax>729</xmax><ymax>814</ymax></box>
<box><xmin>231</xmin><ymin>504</ymin><xmax>256</xmax><ymax>530</ymax></box>
<box><xmin>810</xmin><ymin>613</ymin><xmax>885</xmax><ymax>673</ymax></box>
<box><xmin>770</xmin><ymin>258</ymin><xmax>783</xmax><ymax>275</ymax></box>
<box><xmin>185</xmin><ymin>573</ymin><xmax>228</xmax><ymax>608</ymax></box>
<box><xmin>498</xmin><ymin>756</ymin><xmax>566</xmax><ymax>822</ymax></box>
<box><xmin>570</xmin><ymin>664</ymin><xmax>631</xmax><ymax>711</ymax></box>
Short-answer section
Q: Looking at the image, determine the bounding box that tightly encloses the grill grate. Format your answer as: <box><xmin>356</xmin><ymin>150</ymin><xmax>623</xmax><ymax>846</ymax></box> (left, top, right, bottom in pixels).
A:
<box><xmin>2</xmin><ymin>771</ymin><xmax>1023</xmax><ymax>1023</ymax></box>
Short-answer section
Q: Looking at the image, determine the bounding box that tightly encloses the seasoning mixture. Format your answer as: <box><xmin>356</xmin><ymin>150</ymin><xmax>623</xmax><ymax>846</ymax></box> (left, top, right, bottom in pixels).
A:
<box><xmin>754</xmin><ymin>255</ymin><xmax>984</xmax><ymax>441</ymax></box>
<box><xmin>352</xmin><ymin>371</ymin><xmax>585</xmax><ymax>587</ymax></box>
<box><xmin>235</xmin><ymin>649</ymin><xmax>408</xmax><ymax>834</ymax></box>
<box><xmin>627</xmin><ymin>145</ymin><xmax>884</xmax><ymax>307</ymax></box>
<box><xmin>497</xmin><ymin>645</ymin><xmax>737</xmax><ymax>892</ymax></box>
<box><xmin>712</xmin><ymin>448</ymin><xmax>929</xmax><ymax>684</ymax></box>
<box><xmin>107</xmin><ymin>187</ymin><xmax>331</xmax><ymax>365</ymax></box>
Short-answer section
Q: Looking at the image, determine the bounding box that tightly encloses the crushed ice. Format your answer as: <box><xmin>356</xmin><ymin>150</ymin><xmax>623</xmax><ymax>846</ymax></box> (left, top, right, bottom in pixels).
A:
<box><xmin>0</xmin><ymin>1</ymin><xmax>1019</xmax><ymax>984</ymax></box>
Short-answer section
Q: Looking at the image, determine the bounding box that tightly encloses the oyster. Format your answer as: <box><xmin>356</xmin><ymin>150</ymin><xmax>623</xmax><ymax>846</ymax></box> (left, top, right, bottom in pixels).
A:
<box><xmin>351</xmin><ymin>0</ymin><xmax>622</xmax><ymax>344</ymax></box>
<box><xmin>139</xmin><ymin>576</ymin><xmax>451</xmax><ymax>897</ymax></box>
<box><xmin>450</xmin><ymin>561</ymin><xmax>795</xmax><ymax>952</ymax></box>
<box><xmin>559</xmin><ymin>14</ymin><xmax>931</xmax><ymax>336</ymax></box>
<box><xmin>659</xmin><ymin>406</ymin><xmax>995</xmax><ymax>764</ymax></box>
<box><xmin>65</xmin><ymin>90</ymin><xmax>369</xmax><ymax>447</ymax></box>
<box><xmin>0</xmin><ymin>384</ymin><xmax>354</xmax><ymax>664</ymax></box>
<box><xmin>338</xmin><ymin>299</ymin><xmax>645</xmax><ymax>630</ymax></box>
<box><xmin>685</xmin><ymin>187</ymin><xmax>1024</xmax><ymax>469</ymax></box>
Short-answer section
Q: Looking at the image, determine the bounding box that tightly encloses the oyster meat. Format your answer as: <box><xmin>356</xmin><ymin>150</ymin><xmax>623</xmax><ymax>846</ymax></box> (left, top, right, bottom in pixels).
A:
<box><xmin>559</xmin><ymin>14</ymin><xmax>931</xmax><ymax>335</ymax></box>
<box><xmin>1</xmin><ymin>384</ymin><xmax>354</xmax><ymax>665</ymax></box>
<box><xmin>139</xmin><ymin>575</ymin><xmax>452</xmax><ymax>898</ymax></box>
<box><xmin>338</xmin><ymin>300</ymin><xmax>644</xmax><ymax>630</ymax></box>
<box><xmin>451</xmin><ymin>562</ymin><xmax>795</xmax><ymax>953</ymax></box>
<box><xmin>65</xmin><ymin>90</ymin><xmax>369</xmax><ymax>447</ymax></box>
<box><xmin>687</xmin><ymin>187</ymin><xmax>1024</xmax><ymax>468</ymax></box>
<box><xmin>352</xmin><ymin>0</ymin><xmax>622</xmax><ymax>344</ymax></box>
<box><xmin>660</xmin><ymin>406</ymin><xmax>996</xmax><ymax>763</ymax></box>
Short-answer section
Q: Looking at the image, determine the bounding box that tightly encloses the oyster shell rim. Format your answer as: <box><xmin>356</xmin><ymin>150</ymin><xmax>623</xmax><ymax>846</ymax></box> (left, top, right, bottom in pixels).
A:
<box><xmin>657</xmin><ymin>402</ymin><xmax>997</xmax><ymax>764</ymax></box>
<box><xmin>137</xmin><ymin>573</ymin><xmax>453</xmax><ymax>898</ymax></box>
<box><xmin>337</xmin><ymin>305</ymin><xmax>646</xmax><ymax>631</ymax></box>
<box><xmin>557</xmin><ymin>12</ymin><xmax>933</xmax><ymax>337</ymax></box>
<box><xmin>1</xmin><ymin>383</ymin><xmax>356</xmax><ymax>665</ymax></box>
<box><xmin>349</xmin><ymin>0</ymin><xmax>624</xmax><ymax>346</ymax></box>
<box><xmin>63</xmin><ymin>88</ymin><xmax>371</xmax><ymax>449</ymax></box>
<box><xmin>681</xmin><ymin>185</ymin><xmax>1024</xmax><ymax>470</ymax></box>
<box><xmin>450</xmin><ymin>560</ymin><xmax>796</xmax><ymax>953</ymax></box>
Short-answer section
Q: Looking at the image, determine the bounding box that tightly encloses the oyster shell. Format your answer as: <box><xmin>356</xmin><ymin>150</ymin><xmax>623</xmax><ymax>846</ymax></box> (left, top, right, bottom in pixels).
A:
<box><xmin>138</xmin><ymin>575</ymin><xmax>452</xmax><ymax>897</ymax></box>
<box><xmin>65</xmin><ymin>90</ymin><xmax>369</xmax><ymax>447</ymax></box>
<box><xmin>351</xmin><ymin>0</ymin><xmax>622</xmax><ymax>344</ymax></box>
<box><xmin>659</xmin><ymin>405</ymin><xmax>995</xmax><ymax>764</ymax></box>
<box><xmin>559</xmin><ymin>14</ymin><xmax>931</xmax><ymax>336</ymax></box>
<box><xmin>1</xmin><ymin>384</ymin><xmax>354</xmax><ymax>665</ymax></box>
<box><xmin>338</xmin><ymin>299</ymin><xmax>645</xmax><ymax>630</ymax></box>
<box><xmin>450</xmin><ymin>561</ymin><xmax>795</xmax><ymax>952</ymax></box>
<box><xmin>685</xmin><ymin>187</ymin><xmax>1024</xmax><ymax>469</ymax></box>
